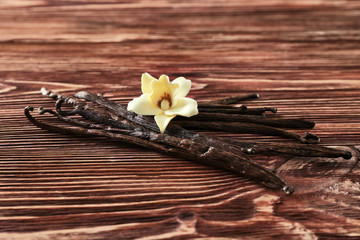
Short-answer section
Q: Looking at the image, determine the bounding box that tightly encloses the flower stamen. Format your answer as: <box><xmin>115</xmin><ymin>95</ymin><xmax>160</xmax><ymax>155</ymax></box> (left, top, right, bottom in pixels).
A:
<box><xmin>157</xmin><ymin>93</ymin><xmax>172</xmax><ymax>110</ymax></box>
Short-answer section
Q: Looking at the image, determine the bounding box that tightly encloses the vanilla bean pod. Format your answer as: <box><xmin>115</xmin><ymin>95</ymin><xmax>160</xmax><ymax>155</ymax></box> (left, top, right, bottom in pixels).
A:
<box><xmin>223</xmin><ymin>140</ymin><xmax>352</xmax><ymax>159</ymax></box>
<box><xmin>202</xmin><ymin>93</ymin><xmax>259</xmax><ymax>105</ymax></box>
<box><xmin>25</xmin><ymin>106</ymin><xmax>294</xmax><ymax>194</ymax></box>
<box><xmin>198</xmin><ymin>104</ymin><xmax>278</xmax><ymax>115</ymax></box>
<box><xmin>176</xmin><ymin>113</ymin><xmax>316</xmax><ymax>129</ymax></box>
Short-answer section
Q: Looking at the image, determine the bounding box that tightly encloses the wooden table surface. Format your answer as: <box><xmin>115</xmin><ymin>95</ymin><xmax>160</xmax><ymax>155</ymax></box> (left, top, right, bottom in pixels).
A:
<box><xmin>1</xmin><ymin>0</ymin><xmax>360</xmax><ymax>239</ymax></box>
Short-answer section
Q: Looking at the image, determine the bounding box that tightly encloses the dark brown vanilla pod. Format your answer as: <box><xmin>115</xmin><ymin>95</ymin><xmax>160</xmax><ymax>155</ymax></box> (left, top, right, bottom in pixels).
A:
<box><xmin>198</xmin><ymin>105</ymin><xmax>278</xmax><ymax>115</ymax></box>
<box><xmin>25</xmin><ymin>88</ymin><xmax>352</xmax><ymax>195</ymax></box>
<box><xmin>223</xmin><ymin>140</ymin><xmax>352</xmax><ymax>159</ymax></box>
<box><xmin>201</xmin><ymin>93</ymin><xmax>259</xmax><ymax>105</ymax></box>
<box><xmin>175</xmin><ymin>112</ymin><xmax>316</xmax><ymax>129</ymax></box>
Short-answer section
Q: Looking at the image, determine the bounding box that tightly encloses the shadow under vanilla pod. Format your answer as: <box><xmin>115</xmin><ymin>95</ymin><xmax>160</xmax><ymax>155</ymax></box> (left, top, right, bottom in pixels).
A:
<box><xmin>24</xmin><ymin>88</ymin><xmax>352</xmax><ymax>195</ymax></box>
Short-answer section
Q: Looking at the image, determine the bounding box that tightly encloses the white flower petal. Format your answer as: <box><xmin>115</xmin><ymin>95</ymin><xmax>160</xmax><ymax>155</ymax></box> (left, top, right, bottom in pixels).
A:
<box><xmin>141</xmin><ymin>73</ymin><xmax>157</xmax><ymax>94</ymax></box>
<box><xmin>165</xmin><ymin>97</ymin><xmax>198</xmax><ymax>117</ymax></box>
<box><xmin>127</xmin><ymin>93</ymin><xmax>162</xmax><ymax>115</ymax></box>
<box><xmin>154</xmin><ymin>113</ymin><xmax>175</xmax><ymax>133</ymax></box>
<box><xmin>172</xmin><ymin>77</ymin><xmax>191</xmax><ymax>98</ymax></box>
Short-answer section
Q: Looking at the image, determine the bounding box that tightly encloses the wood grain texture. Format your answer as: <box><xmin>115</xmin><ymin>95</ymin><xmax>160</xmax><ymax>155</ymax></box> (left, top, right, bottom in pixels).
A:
<box><xmin>1</xmin><ymin>0</ymin><xmax>360</xmax><ymax>239</ymax></box>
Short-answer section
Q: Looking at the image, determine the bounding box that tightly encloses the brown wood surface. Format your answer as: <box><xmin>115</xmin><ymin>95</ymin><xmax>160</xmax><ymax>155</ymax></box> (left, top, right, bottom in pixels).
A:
<box><xmin>1</xmin><ymin>0</ymin><xmax>360</xmax><ymax>239</ymax></box>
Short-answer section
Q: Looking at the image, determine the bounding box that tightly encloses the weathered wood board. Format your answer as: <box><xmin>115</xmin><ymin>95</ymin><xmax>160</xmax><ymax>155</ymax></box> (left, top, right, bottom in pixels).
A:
<box><xmin>1</xmin><ymin>0</ymin><xmax>360</xmax><ymax>239</ymax></box>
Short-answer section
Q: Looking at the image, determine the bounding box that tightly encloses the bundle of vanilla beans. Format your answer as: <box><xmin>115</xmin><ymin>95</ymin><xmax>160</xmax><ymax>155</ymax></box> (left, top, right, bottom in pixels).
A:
<box><xmin>25</xmin><ymin>88</ymin><xmax>352</xmax><ymax>194</ymax></box>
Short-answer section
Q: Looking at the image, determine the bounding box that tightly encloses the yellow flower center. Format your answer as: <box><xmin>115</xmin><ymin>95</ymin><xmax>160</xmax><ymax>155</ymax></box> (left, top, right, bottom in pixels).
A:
<box><xmin>160</xmin><ymin>99</ymin><xmax>170</xmax><ymax>110</ymax></box>
<box><xmin>157</xmin><ymin>93</ymin><xmax>172</xmax><ymax>111</ymax></box>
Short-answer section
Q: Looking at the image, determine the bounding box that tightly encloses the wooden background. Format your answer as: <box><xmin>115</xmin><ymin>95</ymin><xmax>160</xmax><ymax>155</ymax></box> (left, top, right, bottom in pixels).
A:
<box><xmin>1</xmin><ymin>0</ymin><xmax>360</xmax><ymax>239</ymax></box>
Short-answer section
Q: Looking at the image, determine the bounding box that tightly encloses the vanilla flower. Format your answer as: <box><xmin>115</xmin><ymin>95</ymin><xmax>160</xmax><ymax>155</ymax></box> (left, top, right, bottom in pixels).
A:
<box><xmin>127</xmin><ymin>73</ymin><xmax>198</xmax><ymax>133</ymax></box>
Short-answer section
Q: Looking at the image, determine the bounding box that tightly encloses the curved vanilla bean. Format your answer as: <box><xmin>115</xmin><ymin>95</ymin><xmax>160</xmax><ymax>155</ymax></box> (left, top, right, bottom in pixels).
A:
<box><xmin>235</xmin><ymin>107</ymin><xmax>278</xmax><ymax>115</ymax></box>
<box><xmin>202</xmin><ymin>93</ymin><xmax>259</xmax><ymax>105</ymax></box>
<box><xmin>177</xmin><ymin>121</ymin><xmax>320</xmax><ymax>144</ymax></box>
<box><xmin>198</xmin><ymin>105</ymin><xmax>277</xmax><ymax>115</ymax></box>
<box><xmin>258</xmin><ymin>143</ymin><xmax>352</xmax><ymax>159</ymax></box>
<box><xmin>38</xmin><ymin>107</ymin><xmax>106</xmax><ymax>130</ymax></box>
<box><xmin>25</xmin><ymin>106</ymin><xmax>170</xmax><ymax>152</ymax></box>
<box><xmin>223</xmin><ymin>140</ymin><xmax>352</xmax><ymax>159</ymax></box>
<box><xmin>25</xmin><ymin>106</ymin><xmax>294</xmax><ymax>194</ymax></box>
<box><xmin>176</xmin><ymin>112</ymin><xmax>316</xmax><ymax>129</ymax></box>
<box><xmin>198</xmin><ymin>104</ymin><xmax>247</xmax><ymax>110</ymax></box>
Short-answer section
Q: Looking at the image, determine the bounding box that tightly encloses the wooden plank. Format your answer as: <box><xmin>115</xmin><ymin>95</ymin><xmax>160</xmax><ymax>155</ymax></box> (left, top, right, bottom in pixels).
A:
<box><xmin>1</xmin><ymin>0</ymin><xmax>360</xmax><ymax>239</ymax></box>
